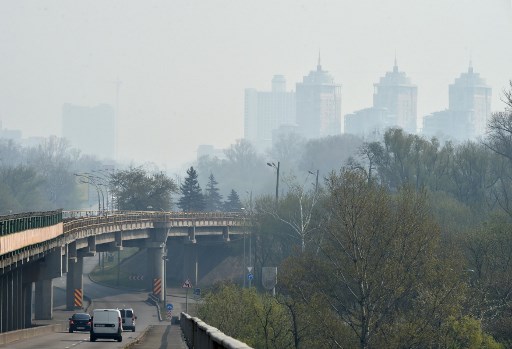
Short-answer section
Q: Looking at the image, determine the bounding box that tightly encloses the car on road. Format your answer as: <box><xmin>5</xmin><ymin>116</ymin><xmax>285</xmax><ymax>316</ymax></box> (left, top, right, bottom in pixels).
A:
<box><xmin>68</xmin><ymin>313</ymin><xmax>92</xmax><ymax>333</ymax></box>
<box><xmin>120</xmin><ymin>308</ymin><xmax>137</xmax><ymax>332</ymax></box>
<box><xmin>90</xmin><ymin>308</ymin><xmax>123</xmax><ymax>342</ymax></box>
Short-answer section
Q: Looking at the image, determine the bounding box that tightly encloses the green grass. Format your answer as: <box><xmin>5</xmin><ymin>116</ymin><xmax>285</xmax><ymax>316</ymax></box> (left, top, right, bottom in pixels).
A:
<box><xmin>90</xmin><ymin>247</ymin><xmax>146</xmax><ymax>289</ymax></box>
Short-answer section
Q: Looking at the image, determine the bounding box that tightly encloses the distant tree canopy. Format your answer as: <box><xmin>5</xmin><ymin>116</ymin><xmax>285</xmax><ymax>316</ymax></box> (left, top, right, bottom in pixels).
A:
<box><xmin>204</xmin><ymin>173</ymin><xmax>223</xmax><ymax>211</ymax></box>
<box><xmin>109</xmin><ymin>167</ymin><xmax>178</xmax><ymax>211</ymax></box>
<box><xmin>178</xmin><ymin>166</ymin><xmax>205</xmax><ymax>212</ymax></box>
<box><xmin>224</xmin><ymin>189</ymin><xmax>242</xmax><ymax>212</ymax></box>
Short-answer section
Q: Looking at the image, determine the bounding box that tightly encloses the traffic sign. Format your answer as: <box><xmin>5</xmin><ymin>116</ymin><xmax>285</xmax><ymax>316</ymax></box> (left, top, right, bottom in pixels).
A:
<box><xmin>166</xmin><ymin>303</ymin><xmax>173</xmax><ymax>311</ymax></box>
<box><xmin>193</xmin><ymin>288</ymin><xmax>201</xmax><ymax>296</ymax></box>
<box><xmin>248</xmin><ymin>273</ymin><xmax>254</xmax><ymax>280</ymax></box>
<box><xmin>182</xmin><ymin>279</ymin><xmax>192</xmax><ymax>288</ymax></box>
<box><xmin>247</xmin><ymin>266</ymin><xmax>253</xmax><ymax>273</ymax></box>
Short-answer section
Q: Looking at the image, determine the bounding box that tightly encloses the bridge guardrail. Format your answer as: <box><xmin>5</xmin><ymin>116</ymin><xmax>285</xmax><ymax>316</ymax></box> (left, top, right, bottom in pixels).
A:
<box><xmin>180</xmin><ymin>312</ymin><xmax>252</xmax><ymax>349</ymax></box>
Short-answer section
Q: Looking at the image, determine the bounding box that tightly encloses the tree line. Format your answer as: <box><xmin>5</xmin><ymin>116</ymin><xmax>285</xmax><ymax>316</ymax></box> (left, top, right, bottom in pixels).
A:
<box><xmin>194</xmin><ymin>88</ymin><xmax>512</xmax><ymax>348</ymax></box>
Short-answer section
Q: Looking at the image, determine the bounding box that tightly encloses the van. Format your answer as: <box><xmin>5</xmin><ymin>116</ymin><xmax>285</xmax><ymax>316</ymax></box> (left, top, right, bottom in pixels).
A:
<box><xmin>120</xmin><ymin>308</ymin><xmax>137</xmax><ymax>332</ymax></box>
<box><xmin>90</xmin><ymin>309</ymin><xmax>123</xmax><ymax>342</ymax></box>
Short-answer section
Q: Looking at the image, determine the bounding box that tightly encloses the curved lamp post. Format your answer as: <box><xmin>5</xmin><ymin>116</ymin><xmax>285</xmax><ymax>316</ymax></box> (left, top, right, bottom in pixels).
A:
<box><xmin>266</xmin><ymin>161</ymin><xmax>280</xmax><ymax>205</ymax></box>
<box><xmin>74</xmin><ymin>173</ymin><xmax>103</xmax><ymax>212</ymax></box>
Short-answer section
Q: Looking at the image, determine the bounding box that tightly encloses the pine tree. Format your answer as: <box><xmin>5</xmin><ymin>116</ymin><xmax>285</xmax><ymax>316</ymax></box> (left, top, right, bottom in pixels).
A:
<box><xmin>178</xmin><ymin>166</ymin><xmax>205</xmax><ymax>212</ymax></box>
<box><xmin>224</xmin><ymin>189</ymin><xmax>242</xmax><ymax>212</ymax></box>
<box><xmin>204</xmin><ymin>173</ymin><xmax>223</xmax><ymax>211</ymax></box>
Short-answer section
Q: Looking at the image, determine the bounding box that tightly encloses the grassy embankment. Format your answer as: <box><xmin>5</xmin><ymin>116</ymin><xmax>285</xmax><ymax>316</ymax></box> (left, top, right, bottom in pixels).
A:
<box><xmin>89</xmin><ymin>247</ymin><xmax>146</xmax><ymax>289</ymax></box>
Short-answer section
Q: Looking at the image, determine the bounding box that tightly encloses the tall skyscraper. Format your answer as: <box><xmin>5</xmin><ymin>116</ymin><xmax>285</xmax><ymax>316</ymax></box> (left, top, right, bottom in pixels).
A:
<box><xmin>448</xmin><ymin>63</ymin><xmax>492</xmax><ymax>138</ymax></box>
<box><xmin>373</xmin><ymin>58</ymin><xmax>418</xmax><ymax>134</ymax></box>
<box><xmin>296</xmin><ymin>56</ymin><xmax>342</xmax><ymax>139</ymax></box>
<box><xmin>423</xmin><ymin>63</ymin><xmax>491</xmax><ymax>141</ymax></box>
<box><xmin>244</xmin><ymin>75</ymin><xmax>296</xmax><ymax>152</ymax></box>
<box><xmin>62</xmin><ymin>103</ymin><xmax>116</xmax><ymax>160</ymax></box>
<box><xmin>345</xmin><ymin>59</ymin><xmax>417</xmax><ymax>138</ymax></box>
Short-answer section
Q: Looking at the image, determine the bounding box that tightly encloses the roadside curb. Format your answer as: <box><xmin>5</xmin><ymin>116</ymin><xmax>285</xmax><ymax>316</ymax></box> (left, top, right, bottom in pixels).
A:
<box><xmin>123</xmin><ymin>325</ymin><xmax>153</xmax><ymax>349</ymax></box>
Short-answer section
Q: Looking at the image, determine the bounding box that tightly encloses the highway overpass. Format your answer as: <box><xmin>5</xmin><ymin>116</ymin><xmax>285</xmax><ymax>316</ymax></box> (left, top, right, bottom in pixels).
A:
<box><xmin>0</xmin><ymin>210</ymin><xmax>249</xmax><ymax>334</ymax></box>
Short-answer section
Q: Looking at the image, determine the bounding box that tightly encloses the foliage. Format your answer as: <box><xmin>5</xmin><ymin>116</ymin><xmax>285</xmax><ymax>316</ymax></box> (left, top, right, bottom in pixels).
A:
<box><xmin>204</xmin><ymin>173</ymin><xmax>223</xmax><ymax>211</ymax></box>
<box><xmin>224</xmin><ymin>189</ymin><xmax>242</xmax><ymax>212</ymax></box>
<box><xmin>178</xmin><ymin>166</ymin><xmax>205</xmax><ymax>212</ymax></box>
<box><xmin>0</xmin><ymin>165</ymin><xmax>48</xmax><ymax>214</ymax></box>
<box><xmin>198</xmin><ymin>283</ymin><xmax>294</xmax><ymax>349</ymax></box>
<box><xmin>109</xmin><ymin>166</ymin><xmax>178</xmax><ymax>210</ymax></box>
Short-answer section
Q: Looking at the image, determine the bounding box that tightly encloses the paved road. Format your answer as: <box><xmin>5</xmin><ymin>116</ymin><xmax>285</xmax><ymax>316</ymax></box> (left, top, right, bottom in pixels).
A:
<box><xmin>1</xmin><ymin>257</ymin><xmax>165</xmax><ymax>349</ymax></box>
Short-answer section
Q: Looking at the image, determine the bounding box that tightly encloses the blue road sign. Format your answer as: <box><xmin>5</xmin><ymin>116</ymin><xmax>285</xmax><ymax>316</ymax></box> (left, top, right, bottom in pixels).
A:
<box><xmin>248</xmin><ymin>273</ymin><xmax>254</xmax><ymax>280</ymax></box>
<box><xmin>166</xmin><ymin>303</ymin><xmax>173</xmax><ymax>311</ymax></box>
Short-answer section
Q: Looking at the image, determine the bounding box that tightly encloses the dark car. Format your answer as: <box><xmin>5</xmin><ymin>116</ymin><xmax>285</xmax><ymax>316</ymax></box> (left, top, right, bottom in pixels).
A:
<box><xmin>68</xmin><ymin>313</ymin><xmax>92</xmax><ymax>333</ymax></box>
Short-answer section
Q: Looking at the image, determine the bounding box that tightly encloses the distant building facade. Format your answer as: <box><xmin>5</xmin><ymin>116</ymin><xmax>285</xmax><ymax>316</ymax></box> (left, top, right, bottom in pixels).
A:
<box><xmin>423</xmin><ymin>64</ymin><xmax>491</xmax><ymax>141</ymax></box>
<box><xmin>244</xmin><ymin>75</ymin><xmax>296</xmax><ymax>152</ymax></box>
<box><xmin>344</xmin><ymin>107</ymin><xmax>391</xmax><ymax>139</ymax></box>
<box><xmin>345</xmin><ymin>60</ymin><xmax>417</xmax><ymax>137</ymax></box>
<box><xmin>296</xmin><ymin>57</ymin><xmax>342</xmax><ymax>138</ymax></box>
<box><xmin>197</xmin><ymin>144</ymin><xmax>225</xmax><ymax>160</ymax></box>
<box><xmin>0</xmin><ymin>121</ymin><xmax>22</xmax><ymax>140</ymax></box>
<box><xmin>62</xmin><ymin>103</ymin><xmax>116</xmax><ymax>160</ymax></box>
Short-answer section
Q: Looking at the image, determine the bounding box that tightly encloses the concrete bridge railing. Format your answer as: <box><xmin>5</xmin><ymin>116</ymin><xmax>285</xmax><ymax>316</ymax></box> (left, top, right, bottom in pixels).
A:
<box><xmin>180</xmin><ymin>312</ymin><xmax>253</xmax><ymax>349</ymax></box>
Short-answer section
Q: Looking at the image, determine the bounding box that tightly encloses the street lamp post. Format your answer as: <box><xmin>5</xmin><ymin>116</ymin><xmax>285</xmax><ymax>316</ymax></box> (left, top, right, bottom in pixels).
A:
<box><xmin>75</xmin><ymin>173</ymin><xmax>103</xmax><ymax>212</ymax></box>
<box><xmin>308</xmin><ymin>169</ymin><xmax>319</xmax><ymax>193</ymax></box>
<box><xmin>267</xmin><ymin>161</ymin><xmax>280</xmax><ymax>205</ymax></box>
<box><xmin>162</xmin><ymin>253</ymin><xmax>169</xmax><ymax>305</ymax></box>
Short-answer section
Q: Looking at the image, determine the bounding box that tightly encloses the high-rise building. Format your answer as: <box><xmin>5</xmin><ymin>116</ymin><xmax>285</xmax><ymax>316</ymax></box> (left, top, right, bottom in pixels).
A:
<box><xmin>62</xmin><ymin>103</ymin><xmax>116</xmax><ymax>160</ymax></box>
<box><xmin>423</xmin><ymin>63</ymin><xmax>491</xmax><ymax>141</ymax></box>
<box><xmin>244</xmin><ymin>75</ymin><xmax>296</xmax><ymax>152</ymax></box>
<box><xmin>373</xmin><ymin>59</ymin><xmax>418</xmax><ymax>134</ymax></box>
<box><xmin>296</xmin><ymin>56</ymin><xmax>342</xmax><ymax>138</ymax></box>
<box><xmin>344</xmin><ymin>59</ymin><xmax>417</xmax><ymax>137</ymax></box>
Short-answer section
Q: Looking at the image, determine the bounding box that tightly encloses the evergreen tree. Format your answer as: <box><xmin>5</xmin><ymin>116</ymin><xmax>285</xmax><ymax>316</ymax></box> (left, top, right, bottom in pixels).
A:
<box><xmin>178</xmin><ymin>166</ymin><xmax>205</xmax><ymax>212</ymax></box>
<box><xmin>224</xmin><ymin>189</ymin><xmax>242</xmax><ymax>212</ymax></box>
<box><xmin>204</xmin><ymin>173</ymin><xmax>223</xmax><ymax>211</ymax></box>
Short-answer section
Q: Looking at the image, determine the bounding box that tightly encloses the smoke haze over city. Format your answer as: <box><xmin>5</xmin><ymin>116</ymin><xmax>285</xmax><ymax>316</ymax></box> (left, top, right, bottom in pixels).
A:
<box><xmin>1</xmin><ymin>0</ymin><xmax>511</xmax><ymax>169</ymax></box>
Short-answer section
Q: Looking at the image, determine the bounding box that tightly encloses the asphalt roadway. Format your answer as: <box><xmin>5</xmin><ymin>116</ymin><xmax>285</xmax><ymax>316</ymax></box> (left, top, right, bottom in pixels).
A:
<box><xmin>0</xmin><ymin>257</ymin><xmax>190</xmax><ymax>349</ymax></box>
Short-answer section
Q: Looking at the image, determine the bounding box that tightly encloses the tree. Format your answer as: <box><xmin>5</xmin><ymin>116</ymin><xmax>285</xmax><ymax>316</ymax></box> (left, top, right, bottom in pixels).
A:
<box><xmin>312</xmin><ymin>169</ymin><xmax>459</xmax><ymax>348</ymax></box>
<box><xmin>178</xmin><ymin>166</ymin><xmax>205</xmax><ymax>212</ymax></box>
<box><xmin>224</xmin><ymin>189</ymin><xmax>242</xmax><ymax>212</ymax></box>
<box><xmin>109</xmin><ymin>167</ymin><xmax>178</xmax><ymax>210</ymax></box>
<box><xmin>260</xmin><ymin>173</ymin><xmax>323</xmax><ymax>253</ymax></box>
<box><xmin>204</xmin><ymin>173</ymin><xmax>223</xmax><ymax>211</ymax></box>
<box><xmin>0</xmin><ymin>165</ymin><xmax>48</xmax><ymax>214</ymax></box>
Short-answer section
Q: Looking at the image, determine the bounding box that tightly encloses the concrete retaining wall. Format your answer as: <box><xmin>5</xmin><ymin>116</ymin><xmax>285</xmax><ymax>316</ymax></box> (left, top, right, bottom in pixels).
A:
<box><xmin>181</xmin><ymin>312</ymin><xmax>252</xmax><ymax>349</ymax></box>
<box><xmin>0</xmin><ymin>323</ymin><xmax>66</xmax><ymax>346</ymax></box>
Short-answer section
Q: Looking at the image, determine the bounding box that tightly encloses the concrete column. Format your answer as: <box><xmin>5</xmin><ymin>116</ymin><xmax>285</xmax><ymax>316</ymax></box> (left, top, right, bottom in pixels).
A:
<box><xmin>23</xmin><ymin>282</ymin><xmax>32</xmax><ymax>328</ymax></box>
<box><xmin>34</xmin><ymin>279</ymin><xmax>53</xmax><ymax>320</ymax></box>
<box><xmin>0</xmin><ymin>273</ymin><xmax>6</xmax><ymax>333</ymax></box>
<box><xmin>13</xmin><ymin>268</ymin><xmax>20</xmax><ymax>330</ymax></box>
<box><xmin>6</xmin><ymin>273</ymin><xmax>13</xmax><ymax>331</ymax></box>
<box><xmin>146</xmin><ymin>247</ymin><xmax>165</xmax><ymax>301</ymax></box>
<box><xmin>34</xmin><ymin>248</ymin><xmax>62</xmax><ymax>320</ymax></box>
<box><xmin>66</xmin><ymin>257</ymin><xmax>84</xmax><ymax>310</ymax></box>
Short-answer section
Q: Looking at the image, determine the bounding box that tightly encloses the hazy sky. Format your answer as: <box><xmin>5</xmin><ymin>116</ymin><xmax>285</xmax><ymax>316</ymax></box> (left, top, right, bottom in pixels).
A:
<box><xmin>1</xmin><ymin>1</ymin><xmax>511</xmax><ymax>170</ymax></box>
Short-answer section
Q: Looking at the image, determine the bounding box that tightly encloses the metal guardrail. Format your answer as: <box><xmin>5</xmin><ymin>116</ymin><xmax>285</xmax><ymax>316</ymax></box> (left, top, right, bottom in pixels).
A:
<box><xmin>180</xmin><ymin>313</ymin><xmax>253</xmax><ymax>349</ymax></box>
<box><xmin>1</xmin><ymin>210</ymin><xmax>249</xmax><ymax>267</ymax></box>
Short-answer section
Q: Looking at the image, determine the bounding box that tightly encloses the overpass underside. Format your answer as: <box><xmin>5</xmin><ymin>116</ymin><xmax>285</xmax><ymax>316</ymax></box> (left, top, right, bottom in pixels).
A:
<box><xmin>0</xmin><ymin>212</ymin><xmax>249</xmax><ymax>333</ymax></box>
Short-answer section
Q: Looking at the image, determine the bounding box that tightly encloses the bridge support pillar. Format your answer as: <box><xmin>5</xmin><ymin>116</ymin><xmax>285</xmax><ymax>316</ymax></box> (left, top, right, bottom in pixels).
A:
<box><xmin>183</xmin><ymin>243</ymin><xmax>199</xmax><ymax>286</ymax></box>
<box><xmin>23</xmin><ymin>281</ymin><xmax>32</xmax><ymax>328</ymax></box>
<box><xmin>1</xmin><ymin>271</ymin><xmax>14</xmax><ymax>331</ymax></box>
<box><xmin>34</xmin><ymin>248</ymin><xmax>62</xmax><ymax>320</ymax></box>
<box><xmin>34</xmin><ymin>279</ymin><xmax>53</xmax><ymax>320</ymax></box>
<box><xmin>66</xmin><ymin>257</ymin><xmax>84</xmax><ymax>310</ymax></box>
<box><xmin>147</xmin><ymin>246</ymin><xmax>165</xmax><ymax>301</ymax></box>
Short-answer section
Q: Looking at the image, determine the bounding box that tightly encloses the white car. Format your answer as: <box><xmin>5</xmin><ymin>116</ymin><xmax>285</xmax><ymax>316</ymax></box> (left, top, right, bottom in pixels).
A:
<box><xmin>120</xmin><ymin>308</ymin><xmax>137</xmax><ymax>332</ymax></box>
<box><xmin>90</xmin><ymin>309</ymin><xmax>123</xmax><ymax>342</ymax></box>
